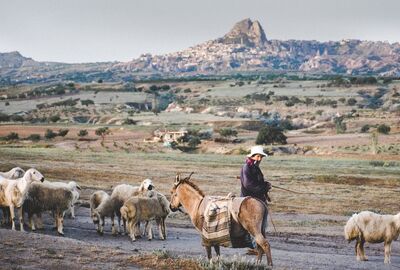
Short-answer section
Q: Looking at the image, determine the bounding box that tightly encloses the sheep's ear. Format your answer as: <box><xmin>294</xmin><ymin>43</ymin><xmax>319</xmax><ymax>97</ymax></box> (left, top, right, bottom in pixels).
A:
<box><xmin>76</xmin><ymin>184</ymin><xmax>82</xmax><ymax>190</ymax></box>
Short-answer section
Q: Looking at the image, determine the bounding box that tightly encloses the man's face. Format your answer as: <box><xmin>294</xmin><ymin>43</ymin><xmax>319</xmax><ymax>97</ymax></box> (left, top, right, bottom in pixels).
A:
<box><xmin>252</xmin><ymin>154</ymin><xmax>264</xmax><ymax>162</ymax></box>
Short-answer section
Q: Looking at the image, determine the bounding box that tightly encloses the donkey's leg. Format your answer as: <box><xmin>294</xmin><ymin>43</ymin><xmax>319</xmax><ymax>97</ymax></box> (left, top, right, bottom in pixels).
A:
<box><xmin>205</xmin><ymin>245</ymin><xmax>212</xmax><ymax>261</ymax></box>
<box><xmin>213</xmin><ymin>245</ymin><xmax>220</xmax><ymax>259</ymax></box>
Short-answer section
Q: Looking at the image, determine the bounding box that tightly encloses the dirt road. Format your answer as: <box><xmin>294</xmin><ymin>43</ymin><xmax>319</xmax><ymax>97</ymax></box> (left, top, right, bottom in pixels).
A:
<box><xmin>1</xmin><ymin>205</ymin><xmax>399</xmax><ymax>270</ymax></box>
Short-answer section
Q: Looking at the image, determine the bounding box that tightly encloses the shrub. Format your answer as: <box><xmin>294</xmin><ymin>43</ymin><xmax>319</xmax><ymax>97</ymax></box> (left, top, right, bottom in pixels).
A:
<box><xmin>5</xmin><ymin>132</ymin><xmax>19</xmax><ymax>141</ymax></box>
<box><xmin>58</xmin><ymin>129</ymin><xmax>69</xmax><ymax>137</ymax></box>
<box><xmin>377</xmin><ymin>124</ymin><xmax>390</xmax><ymax>134</ymax></box>
<box><xmin>44</xmin><ymin>129</ymin><xmax>57</xmax><ymax>139</ymax></box>
<box><xmin>256</xmin><ymin>125</ymin><xmax>287</xmax><ymax>145</ymax></box>
<box><xmin>27</xmin><ymin>134</ymin><xmax>41</xmax><ymax>141</ymax></box>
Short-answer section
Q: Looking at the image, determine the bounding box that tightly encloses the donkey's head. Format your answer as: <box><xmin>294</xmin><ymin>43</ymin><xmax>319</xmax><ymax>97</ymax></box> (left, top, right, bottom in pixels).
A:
<box><xmin>169</xmin><ymin>172</ymin><xmax>193</xmax><ymax>212</ymax></box>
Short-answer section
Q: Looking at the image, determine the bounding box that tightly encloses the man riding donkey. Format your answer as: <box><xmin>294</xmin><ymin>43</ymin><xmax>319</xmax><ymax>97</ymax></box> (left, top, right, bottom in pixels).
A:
<box><xmin>240</xmin><ymin>145</ymin><xmax>272</xmax><ymax>255</ymax></box>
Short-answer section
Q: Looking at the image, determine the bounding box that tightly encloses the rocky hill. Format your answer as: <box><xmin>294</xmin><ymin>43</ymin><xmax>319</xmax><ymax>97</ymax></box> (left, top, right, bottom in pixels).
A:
<box><xmin>1</xmin><ymin>18</ymin><xmax>400</xmax><ymax>84</ymax></box>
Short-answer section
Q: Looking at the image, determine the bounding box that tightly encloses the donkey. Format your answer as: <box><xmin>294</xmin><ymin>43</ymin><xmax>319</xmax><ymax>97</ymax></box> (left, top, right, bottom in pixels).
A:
<box><xmin>169</xmin><ymin>172</ymin><xmax>272</xmax><ymax>266</ymax></box>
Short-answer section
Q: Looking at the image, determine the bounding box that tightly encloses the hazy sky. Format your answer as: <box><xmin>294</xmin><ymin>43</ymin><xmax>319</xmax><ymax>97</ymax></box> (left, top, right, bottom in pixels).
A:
<box><xmin>1</xmin><ymin>0</ymin><xmax>399</xmax><ymax>63</ymax></box>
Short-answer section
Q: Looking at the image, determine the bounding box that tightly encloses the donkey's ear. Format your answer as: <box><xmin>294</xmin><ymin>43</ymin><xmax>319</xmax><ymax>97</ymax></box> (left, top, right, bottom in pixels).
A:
<box><xmin>174</xmin><ymin>173</ymin><xmax>181</xmax><ymax>185</ymax></box>
<box><xmin>185</xmin><ymin>172</ymin><xmax>194</xmax><ymax>181</ymax></box>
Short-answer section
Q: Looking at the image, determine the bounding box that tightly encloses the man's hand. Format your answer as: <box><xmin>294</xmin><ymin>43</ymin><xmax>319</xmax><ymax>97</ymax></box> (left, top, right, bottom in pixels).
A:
<box><xmin>265</xmin><ymin>181</ymin><xmax>272</xmax><ymax>191</ymax></box>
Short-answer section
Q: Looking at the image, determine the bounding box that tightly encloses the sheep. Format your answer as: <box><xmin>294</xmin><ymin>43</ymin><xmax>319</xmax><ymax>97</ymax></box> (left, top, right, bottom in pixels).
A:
<box><xmin>0</xmin><ymin>168</ymin><xmax>44</xmax><ymax>231</ymax></box>
<box><xmin>120</xmin><ymin>190</ymin><xmax>170</xmax><ymax>242</ymax></box>
<box><xmin>110</xmin><ymin>178</ymin><xmax>154</xmax><ymax>235</ymax></box>
<box><xmin>344</xmin><ymin>210</ymin><xmax>400</xmax><ymax>264</ymax></box>
<box><xmin>23</xmin><ymin>182</ymin><xmax>73</xmax><ymax>236</ymax></box>
<box><xmin>0</xmin><ymin>167</ymin><xmax>25</xmax><ymax>180</ymax></box>
<box><xmin>46</xmin><ymin>180</ymin><xmax>81</xmax><ymax>218</ymax></box>
<box><xmin>89</xmin><ymin>190</ymin><xmax>117</xmax><ymax>236</ymax></box>
<box><xmin>0</xmin><ymin>167</ymin><xmax>25</xmax><ymax>225</ymax></box>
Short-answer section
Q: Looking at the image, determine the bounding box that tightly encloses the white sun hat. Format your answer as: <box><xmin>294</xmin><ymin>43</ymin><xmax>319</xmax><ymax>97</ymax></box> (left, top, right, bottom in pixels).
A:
<box><xmin>247</xmin><ymin>145</ymin><xmax>268</xmax><ymax>157</ymax></box>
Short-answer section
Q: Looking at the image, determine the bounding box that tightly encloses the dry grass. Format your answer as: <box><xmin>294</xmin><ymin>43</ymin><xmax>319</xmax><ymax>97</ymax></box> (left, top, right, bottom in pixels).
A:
<box><xmin>0</xmin><ymin>146</ymin><xmax>399</xmax><ymax>217</ymax></box>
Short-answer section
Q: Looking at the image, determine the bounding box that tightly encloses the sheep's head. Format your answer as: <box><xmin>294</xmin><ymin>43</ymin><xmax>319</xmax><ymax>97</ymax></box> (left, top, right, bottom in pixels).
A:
<box><xmin>141</xmin><ymin>178</ymin><xmax>154</xmax><ymax>191</ymax></box>
<box><xmin>68</xmin><ymin>181</ymin><xmax>82</xmax><ymax>191</ymax></box>
<box><xmin>91</xmin><ymin>210</ymin><xmax>100</xmax><ymax>225</ymax></box>
<box><xmin>26</xmin><ymin>168</ymin><xmax>45</xmax><ymax>183</ymax></box>
<box><xmin>10</xmin><ymin>167</ymin><xmax>25</xmax><ymax>179</ymax></box>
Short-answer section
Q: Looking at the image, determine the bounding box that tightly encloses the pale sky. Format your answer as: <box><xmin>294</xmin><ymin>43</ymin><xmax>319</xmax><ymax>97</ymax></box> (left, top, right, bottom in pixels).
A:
<box><xmin>1</xmin><ymin>0</ymin><xmax>399</xmax><ymax>63</ymax></box>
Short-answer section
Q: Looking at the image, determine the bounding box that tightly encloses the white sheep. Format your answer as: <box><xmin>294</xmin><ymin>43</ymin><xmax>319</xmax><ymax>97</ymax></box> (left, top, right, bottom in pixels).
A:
<box><xmin>120</xmin><ymin>190</ymin><xmax>170</xmax><ymax>241</ymax></box>
<box><xmin>110</xmin><ymin>178</ymin><xmax>154</xmax><ymax>235</ymax></box>
<box><xmin>0</xmin><ymin>167</ymin><xmax>25</xmax><ymax>180</ymax></box>
<box><xmin>0</xmin><ymin>167</ymin><xmax>25</xmax><ymax>225</ymax></box>
<box><xmin>23</xmin><ymin>181</ymin><xmax>74</xmax><ymax>235</ymax></box>
<box><xmin>89</xmin><ymin>190</ymin><xmax>117</xmax><ymax>235</ymax></box>
<box><xmin>0</xmin><ymin>168</ymin><xmax>44</xmax><ymax>231</ymax></box>
<box><xmin>47</xmin><ymin>181</ymin><xmax>81</xmax><ymax>218</ymax></box>
<box><xmin>344</xmin><ymin>210</ymin><xmax>400</xmax><ymax>264</ymax></box>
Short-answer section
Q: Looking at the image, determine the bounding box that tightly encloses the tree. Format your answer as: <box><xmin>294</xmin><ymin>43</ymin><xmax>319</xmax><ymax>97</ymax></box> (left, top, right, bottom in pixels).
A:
<box><xmin>334</xmin><ymin>116</ymin><xmax>347</xmax><ymax>134</ymax></box>
<box><xmin>377</xmin><ymin>124</ymin><xmax>390</xmax><ymax>134</ymax></box>
<box><xmin>78</xmin><ymin>129</ymin><xmax>88</xmax><ymax>137</ymax></box>
<box><xmin>27</xmin><ymin>134</ymin><xmax>41</xmax><ymax>142</ymax></box>
<box><xmin>218</xmin><ymin>128</ymin><xmax>238</xmax><ymax>138</ymax></box>
<box><xmin>347</xmin><ymin>98</ymin><xmax>357</xmax><ymax>106</ymax></box>
<box><xmin>5</xmin><ymin>132</ymin><xmax>19</xmax><ymax>141</ymax></box>
<box><xmin>95</xmin><ymin>127</ymin><xmax>110</xmax><ymax>144</ymax></box>
<box><xmin>45</xmin><ymin>129</ymin><xmax>57</xmax><ymax>139</ymax></box>
<box><xmin>48</xmin><ymin>115</ymin><xmax>60</xmax><ymax>123</ymax></box>
<box><xmin>256</xmin><ymin>125</ymin><xmax>287</xmax><ymax>145</ymax></box>
<box><xmin>188</xmin><ymin>136</ymin><xmax>201</xmax><ymax>148</ymax></box>
<box><xmin>58</xmin><ymin>129</ymin><xmax>69</xmax><ymax>137</ymax></box>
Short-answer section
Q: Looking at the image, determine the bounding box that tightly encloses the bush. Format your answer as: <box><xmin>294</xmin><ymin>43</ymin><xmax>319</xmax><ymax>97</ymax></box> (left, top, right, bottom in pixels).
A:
<box><xmin>256</xmin><ymin>125</ymin><xmax>287</xmax><ymax>145</ymax></box>
<box><xmin>58</xmin><ymin>129</ymin><xmax>69</xmax><ymax>137</ymax></box>
<box><xmin>377</xmin><ymin>124</ymin><xmax>390</xmax><ymax>134</ymax></box>
<box><xmin>44</xmin><ymin>129</ymin><xmax>57</xmax><ymax>139</ymax></box>
<box><xmin>187</xmin><ymin>136</ymin><xmax>201</xmax><ymax>148</ymax></box>
<box><xmin>5</xmin><ymin>132</ymin><xmax>19</xmax><ymax>141</ymax></box>
<box><xmin>27</xmin><ymin>134</ymin><xmax>41</xmax><ymax>141</ymax></box>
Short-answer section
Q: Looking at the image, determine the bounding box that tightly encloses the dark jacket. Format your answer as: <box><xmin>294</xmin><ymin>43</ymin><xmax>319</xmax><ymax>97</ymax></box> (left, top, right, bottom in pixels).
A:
<box><xmin>240</xmin><ymin>158</ymin><xmax>270</xmax><ymax>201</ymax></box>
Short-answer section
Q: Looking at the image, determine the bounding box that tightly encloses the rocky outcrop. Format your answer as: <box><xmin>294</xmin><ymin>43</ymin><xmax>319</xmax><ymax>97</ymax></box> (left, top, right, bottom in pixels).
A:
<box><xmin>219</xmin><ymin>18</ymin><xmax>267</xmax><ymax>47</ymax></box>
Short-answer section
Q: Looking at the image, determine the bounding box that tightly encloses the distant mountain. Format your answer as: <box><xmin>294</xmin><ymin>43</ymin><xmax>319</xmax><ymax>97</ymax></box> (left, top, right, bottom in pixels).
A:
<box><xmin>1</xmin><ymin>18</ymin><xmax>400</xmax><ymax>85</ymax></box>
<box><xmin>112</xmin><ymin>19</ymin><xmax>400</xmax><ymax>77</ymax></box>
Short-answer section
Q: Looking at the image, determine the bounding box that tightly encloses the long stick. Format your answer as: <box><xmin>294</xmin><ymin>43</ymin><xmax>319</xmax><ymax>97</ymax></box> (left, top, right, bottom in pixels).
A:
<box><xmin>271</xmin><ymin>184</ymin><xmax>316</xmax><ymax>195</ymax></box>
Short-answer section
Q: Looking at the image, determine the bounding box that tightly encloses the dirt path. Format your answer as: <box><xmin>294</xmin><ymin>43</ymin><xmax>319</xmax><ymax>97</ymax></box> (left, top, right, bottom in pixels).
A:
<box><xmin>2</xmin><ymin>206</ymin><xmax>400</xmax><ymax>269</ymax></box>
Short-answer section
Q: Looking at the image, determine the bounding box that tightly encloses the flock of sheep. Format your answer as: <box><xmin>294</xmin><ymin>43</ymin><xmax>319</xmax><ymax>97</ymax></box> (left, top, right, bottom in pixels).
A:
<box><xmin>1</xmin><ymin>166</ymin><xmax>400</xmax><ymax>264</ymax></box>
<box><xmin>0</xmin><ymin>167</ymin><xmax>170</xmax><ymax>242</ymax></box>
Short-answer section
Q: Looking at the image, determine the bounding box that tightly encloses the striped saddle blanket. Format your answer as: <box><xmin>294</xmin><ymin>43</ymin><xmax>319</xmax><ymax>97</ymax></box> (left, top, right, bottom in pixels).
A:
<box><xmin>201</xmin><ymin>195</ymin><xmax>254</xmax><ymax>248</ymax></box>
<box><xmin>201</xmin><ymin>196</ymin><xmax>232</xmax><ymax>247</ymax></box>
